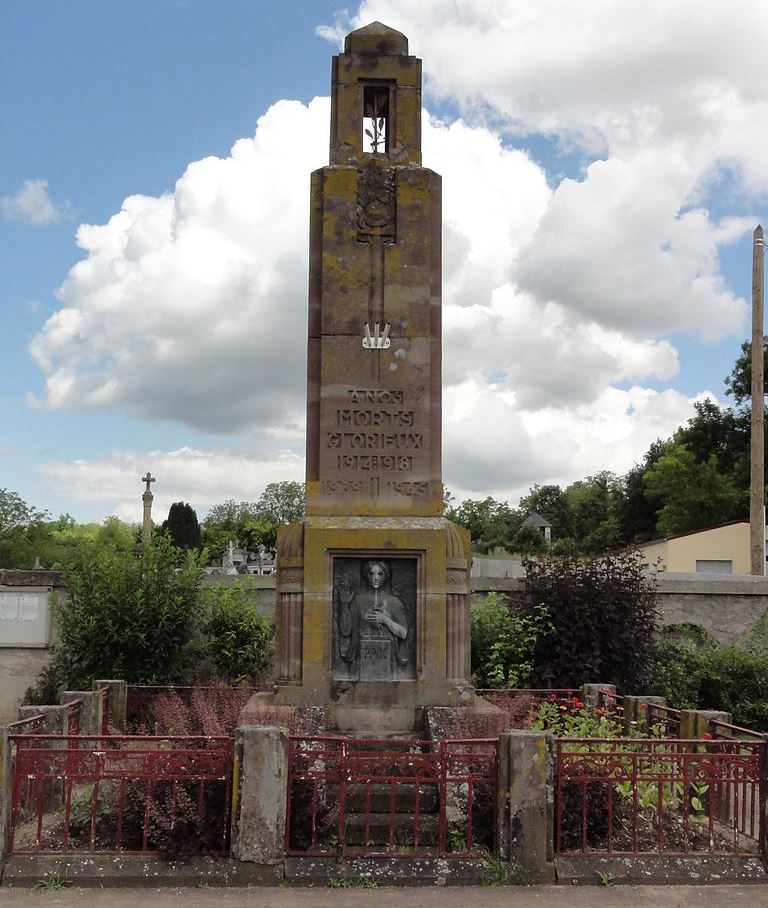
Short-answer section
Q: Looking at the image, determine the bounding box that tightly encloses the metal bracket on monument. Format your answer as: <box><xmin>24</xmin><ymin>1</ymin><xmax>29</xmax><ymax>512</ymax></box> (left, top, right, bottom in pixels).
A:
<box><xmin>362</xmin><ymin>322</ymin><xmax>391</xmax><ymax>349</ymax></box>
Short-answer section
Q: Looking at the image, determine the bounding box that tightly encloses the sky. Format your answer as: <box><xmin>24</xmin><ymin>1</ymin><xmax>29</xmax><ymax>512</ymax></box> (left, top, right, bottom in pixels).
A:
<box><xmin>2</xmin><ymin>0</ymin><xmax>767</xmax><ymax>525</ymax></box>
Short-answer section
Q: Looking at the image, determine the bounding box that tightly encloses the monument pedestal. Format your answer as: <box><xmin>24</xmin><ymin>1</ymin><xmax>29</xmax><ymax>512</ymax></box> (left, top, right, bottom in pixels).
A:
<box><xmin>269</xmin><ymin>516</ymin><xmax>472</xmax><ymax>733</ymax></box>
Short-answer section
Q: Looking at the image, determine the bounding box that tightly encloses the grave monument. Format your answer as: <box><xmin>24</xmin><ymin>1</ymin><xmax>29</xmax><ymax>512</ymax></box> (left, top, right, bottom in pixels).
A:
<box><xmin>247</xmin><ymin>22</ymin><xmax>472</xmax><ymax>734</ymax></box>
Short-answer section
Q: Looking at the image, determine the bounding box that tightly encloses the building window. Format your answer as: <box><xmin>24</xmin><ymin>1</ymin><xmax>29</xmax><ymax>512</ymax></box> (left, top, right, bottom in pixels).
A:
<box><xmin>695</xmin><ymin>559</ymin><xmax>733</xmax><ymax>574</ymax></box>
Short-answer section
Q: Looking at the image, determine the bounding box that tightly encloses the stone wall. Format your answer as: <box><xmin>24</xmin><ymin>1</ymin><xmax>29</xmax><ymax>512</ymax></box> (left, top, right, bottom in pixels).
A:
<box><xmin>471</xmin><ymin>572</ymin><xmax>768</xmax><ymax>646</ymax></box>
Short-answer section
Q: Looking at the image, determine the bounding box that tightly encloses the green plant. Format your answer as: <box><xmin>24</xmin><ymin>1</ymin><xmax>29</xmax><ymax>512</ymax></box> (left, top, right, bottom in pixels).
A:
<box><xmin>471</xmin><ymin>593</ymin><xmax>553</xmax><ymax>687</ymax></box>
<box><xmin>200</xmin><ymin>584</ymin><xmax>273</xmax><ymax>683</ymax></box>
<box><xmin>597</xmin><ymin>870</ymin><xmax>617</xmax><ymax>886</ymax></box>
<box><xmin>34</xmin><ymin>871</ymin><xmax>70</xmax><ymax>891</ymax></box>
<box><xmin>328</xmin><ymin>877</ymin><xmax>378</xmax><ymax>888</ymax></box>
<box><xmin>46</xmin><ymin>534</ymin><xmax>203</xmax><ymax>688</ymax></box>
<box><xmin>447</xmin><ymin>820</ymin><xmax>466</xmax><ymax>852</ymax></box>
<box><xmin>484</xmin><ymin>854</ymin><xmax>510</xmax><ymax>885</ymax></box>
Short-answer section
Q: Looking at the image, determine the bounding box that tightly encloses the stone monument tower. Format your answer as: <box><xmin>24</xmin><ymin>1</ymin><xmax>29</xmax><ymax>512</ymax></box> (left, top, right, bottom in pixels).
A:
<box><xmin>273</xmin><ymin>23</ymin><xmax>471</xmax><ymax>732</ymax></box>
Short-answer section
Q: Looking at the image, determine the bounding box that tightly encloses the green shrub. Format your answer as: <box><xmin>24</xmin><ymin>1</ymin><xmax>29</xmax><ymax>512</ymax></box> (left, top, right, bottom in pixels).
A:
<box><xmin>650</xmin><ymin>632</ymin><xmax>768</xmax><ymax>731</ymax></box>
<box><xmin>47</xmin><ymin>535</ymin><xmax>203</xmax><ymax>689</ymax></box>
<box><xmin>199</xmin><ymin>585</ymin><xmax>273</xmax><ymax>683</ymax></box>
<box><xmin>470</xmin><ymin>592</ymin><xmax>552</xmax><ymax>688</ymax></box>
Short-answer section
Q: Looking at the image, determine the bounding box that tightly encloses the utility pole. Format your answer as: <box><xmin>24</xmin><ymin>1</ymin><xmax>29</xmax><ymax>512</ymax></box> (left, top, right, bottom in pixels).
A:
<box><xmin>750</xmin><ymin>225</ymin><xmax>765</xmax><ymax>575</ymax></box>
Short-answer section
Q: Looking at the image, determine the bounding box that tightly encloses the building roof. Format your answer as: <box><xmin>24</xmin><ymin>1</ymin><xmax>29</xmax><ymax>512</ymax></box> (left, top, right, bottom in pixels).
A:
<box><xmin>522</xmin><ymin>511</ymin><xmax>552</xmax><ymax>529</ymax></box>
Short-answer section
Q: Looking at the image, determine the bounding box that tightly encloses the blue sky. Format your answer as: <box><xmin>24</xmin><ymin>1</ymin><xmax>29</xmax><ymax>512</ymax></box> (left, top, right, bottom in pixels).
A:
<box><xmin>2</xmin><ymin>1</ymin><xmax>765</xmax><ymax>525</ymax></box>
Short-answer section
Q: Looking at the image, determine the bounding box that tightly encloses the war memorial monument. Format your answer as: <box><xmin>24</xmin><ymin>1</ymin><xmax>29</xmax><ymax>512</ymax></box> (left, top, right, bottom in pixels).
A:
<box><xmin>242</xmin><ymin>22</ymin><xmax>479</xmax><ymax>736</ymax></box>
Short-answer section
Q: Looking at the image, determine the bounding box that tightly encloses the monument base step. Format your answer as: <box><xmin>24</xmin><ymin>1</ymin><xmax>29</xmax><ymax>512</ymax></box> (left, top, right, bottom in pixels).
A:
<box><xmin>343</xmin><ymin>812</ymin><xmax>440</xmax><ymax>847</ymax></box>
<box><xmin>343</xmin><ymin>782</ymin><xmax>439</xmax><ymax>814</ymax></box>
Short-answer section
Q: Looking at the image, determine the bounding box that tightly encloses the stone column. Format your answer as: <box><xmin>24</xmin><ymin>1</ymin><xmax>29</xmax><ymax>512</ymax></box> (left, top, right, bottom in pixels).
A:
<box><xmin>622</xmin><ymin>695</ymin><xmax>667</xmax><ymax>735</ymax></box>
<box><xmin>680</xmin><ymin>709</ymin><xmax>731</xmax><ymax>739</ymax></box>
<box><xmin>93</xmin><ymin>679</ymin><xmax>128</xmax><ymax>731</ymax></box>
<box><xmin>498</xmin><ymin>730</ymin><xmax>556</xmax><ymax>881</ymax></box>
<box><xmin>60</xmin><ymin>691</ymin><xmax>101</xmax><ymax>735</ymax></box>
<box><xmin>142</xmin><ymin>490</ymin><xmax>153</xmax><ymax>546</ymax></box>
<box><xmin>231</xmin><ymin>725</ymin><xmax>287</xmax><ymax>874</ymax></box>
<box><xmin>582</xmin><ymin>683</ymin><xmax>615</xmax><ymax>709</ymax></box>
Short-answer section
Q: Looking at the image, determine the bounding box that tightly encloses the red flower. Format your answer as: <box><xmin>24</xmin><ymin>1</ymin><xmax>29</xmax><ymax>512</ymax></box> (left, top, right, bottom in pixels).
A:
<box><xmin>594</xmin><ymin>708</ymin><xmax>605</xmax><ymax>716</ymax></box>
<box><xmin>573</xmin><ymin>700</ymin><xmax>584</xmax><ymax>709</ymax></box>
<box><xmin>549</xmin><ymin>693</ymin><xmax>557</xmax><ymax>700</ymax></box>
<box><xmin>702</xmin><ymin>732</ymin><xmax>713</xmax><ymax>740</ymax></box>
<box><xmin>639</xmin><ymin>703</ymin><xmax>648</xmax><ymax>711</ymax></box>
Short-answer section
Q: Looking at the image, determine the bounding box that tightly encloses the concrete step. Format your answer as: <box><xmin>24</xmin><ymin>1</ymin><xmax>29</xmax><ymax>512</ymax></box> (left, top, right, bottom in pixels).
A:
<box><xmin>343</xmin><ymin>812</ymin><xmax>440</xmax><ymax>847</ymax></box>
<box><xmin>343</xmin><ymin>782</ymin><xmax>439</xmax><ymax>814</ymax></box>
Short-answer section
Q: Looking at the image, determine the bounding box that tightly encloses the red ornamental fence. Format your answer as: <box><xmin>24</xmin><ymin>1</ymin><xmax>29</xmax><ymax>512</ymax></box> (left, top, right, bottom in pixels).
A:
<box><xmin>285</xmin><ymin>736</ymin><xmax>498</xmax><ymax>858</ymax></box>
<box><xmin>8</xmin><ymin>734</ymin><xmax>233</xmax><ymax>856</ymax></box>
<box><xmin>555</xmin><ymin>737</ymin><xmax>765</xmax><ymax>857</ymax></box>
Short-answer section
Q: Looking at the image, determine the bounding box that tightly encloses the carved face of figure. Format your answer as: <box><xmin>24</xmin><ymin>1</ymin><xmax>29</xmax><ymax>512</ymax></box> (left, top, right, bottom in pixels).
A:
<box><xmin>365</xmin><ymin>561</ymin><xmax>387</xmax><ymax>590</ymax></box>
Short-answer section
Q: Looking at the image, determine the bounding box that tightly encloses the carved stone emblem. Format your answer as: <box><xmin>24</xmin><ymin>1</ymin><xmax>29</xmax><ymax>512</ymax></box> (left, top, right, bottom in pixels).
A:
<box><xmin>357</xmin><ymin>160</ymin><xmax>396</xmax><ymax>242</ymax></box>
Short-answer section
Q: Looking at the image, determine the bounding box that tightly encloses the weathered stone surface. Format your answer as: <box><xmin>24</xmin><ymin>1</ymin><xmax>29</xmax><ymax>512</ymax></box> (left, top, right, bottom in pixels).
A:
<box><xmin>231</xmin><ymin>726</ymin><xmax>287</xmax><ymax>865</ymax></box>
<box><xmin>498</xmin><ymin>730</ymin><xmax>556</xmax><ymax>881</ymax></box>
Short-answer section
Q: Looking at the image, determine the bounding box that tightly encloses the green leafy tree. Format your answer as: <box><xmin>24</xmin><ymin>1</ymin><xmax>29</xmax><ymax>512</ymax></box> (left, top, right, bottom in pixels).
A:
<box><xmin>619</xmin><ymin>441</ymin><xmax>666</xmax><ymax>544</ymax></box>
<box><xmin>161</xmin><ymin>502</ymin><xmax>201</xmax><ymax>550</ymax></box>
<box><xmin>0</xmin><ymin>489</ymin><xmax>52</xmax><ymax>568</ymax></box>
<box><xmin>453</xmin><ymin>496</ymin><xmax>521</xmax><ymax>550</ymax></box>
<box><xmin>255</xmin><ymin>481</ymin><xmax>305</xmax><ymax>525</ymax></box>
<box><xmin>724</xmin><ymin>337</ymin><xmax>768</xmax><ymax>406</ymax></box>
<box><xmin>49</xmin><ymin>535</ymin><xmax>203</xmax><ymax>688</ymax></box>
<box><xmin>518</xmin><ymin>484</ymin><xmax>572</xmax><ymax>540</ymax></box>
<box><xmin>564</xmin><ymin>472</ymin><xmax>622</xmax><ymax>553</ymax></box>
<box><xmin>201</xmin><ymin>500</ymin><xmax>259</xmax><ymax>560</ymax></box>
<box><xmin>643</xmin><ymin>442</ymin><xmax>743</xmax><ymax>537</ymax></box>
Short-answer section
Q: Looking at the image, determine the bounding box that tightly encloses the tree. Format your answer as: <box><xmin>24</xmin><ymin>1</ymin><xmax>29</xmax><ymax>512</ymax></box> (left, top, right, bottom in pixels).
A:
<box><xmin>724</xmin><ymin>337</ymin><xmax>768</xmax><ymax>406</ymax></box>
<box><xmin>201</xmin><ymin>500</ymin><xmax>259</xmax><ymax>560</ymax></box>
<box><xmin>619</xmin><ymin>440</ymin><xmax>666</xmax><ymax>544</ymax></box>
<box><xmin>161</xmin><ymin>502</ymin><xmax>201</xmax><ymax>550</ymax></box>
<box><xmin>564</xmin><ymin>472</ymin><xmax>622</xmax><ymax>553</ymax></box>
<box><xmin>255</xmin><ymin>481</ymin><xmax>305</xmax><ymax>525</ymax></box>
<box><xmin>452</xmin><ymin>496</ymin><xmax>521</xmax><ymax>550</ymax></box>
<box><xmin>0</xmin><ymin>489</ymin><xmax>52</xmax><ymax>568</ymax></box>
<box><xmin>643</xmin><ymin>442</ymin><xmax>743</xmax><ymax>537</ymax></box>
<box><xmin>518</xmin><ymin>484</ymin><xmax>572</xmax><ymax>540</ymax></box>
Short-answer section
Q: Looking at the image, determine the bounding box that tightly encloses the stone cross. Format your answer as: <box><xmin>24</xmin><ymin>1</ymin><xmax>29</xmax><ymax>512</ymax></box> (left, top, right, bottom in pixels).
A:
<box><xmin>141</xmin><ymin>471</ymin><xmax>155</xmax><ymax>547</ymax></box>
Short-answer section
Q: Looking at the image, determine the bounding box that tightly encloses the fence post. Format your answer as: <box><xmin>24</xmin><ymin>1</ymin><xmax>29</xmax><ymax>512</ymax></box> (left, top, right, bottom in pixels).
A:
<box><xmin>18</xmin><ymin>705</ymin><xmax>64</xmax><ymax>733</ymax></box>
<box><xmin>0</xmin><ymin>726</ymin><xmax>10</xmax><ymax>863</ymax></box>
<box><xmin>680</xmin><ymin>709</ymin><xmax>731</xmax><ymax>739</ymax></box>
<box><xmin>622</xmin><ymin>696</ymin><xmax>666</xmax><ymax>735</ymax></box>
<box><xmin>231</xmin><ymin>725</ymin><xmax>287</xmax><ymax>873</ymax></box>
<box><xmin>93</xmin><ymin>680</ymin><xmax>127</xmax><ymax>731</ymax></box>
<box><xmin>499</xmin><ymin>730</ymin><xmax>556</xmax><ymax>882</ymax></box>
<box><xmin>582</xmin><ymin>683</ymin><xmax>614</xmax><ymax>709</ymax></box>
<box><xmin>60</xmin><ymin>691</ymin><xmax>98</xmax><ymax>735</ymax></box>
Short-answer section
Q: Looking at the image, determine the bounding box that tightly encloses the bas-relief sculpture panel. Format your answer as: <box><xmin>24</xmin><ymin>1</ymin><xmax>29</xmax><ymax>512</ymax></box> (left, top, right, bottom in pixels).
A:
<box><xmin>332</xmin><ymin>557</ymin><xmax>417</xmax><ymax>681</ymax></box>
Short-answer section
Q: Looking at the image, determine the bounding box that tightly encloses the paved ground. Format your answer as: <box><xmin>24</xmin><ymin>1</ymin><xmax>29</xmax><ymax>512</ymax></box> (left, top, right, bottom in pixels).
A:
<box><xmin>3</xmin><ymin>886</ymin><xmax>768</xmax><ymax>907</ymax></box>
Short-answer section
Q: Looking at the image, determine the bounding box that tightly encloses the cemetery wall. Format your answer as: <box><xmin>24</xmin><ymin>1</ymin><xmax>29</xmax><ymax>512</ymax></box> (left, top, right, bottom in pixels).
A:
<box><xmin>472</xmin><ymin>573</ymin><xmax>768</xmax><ymax>646</ymax></box>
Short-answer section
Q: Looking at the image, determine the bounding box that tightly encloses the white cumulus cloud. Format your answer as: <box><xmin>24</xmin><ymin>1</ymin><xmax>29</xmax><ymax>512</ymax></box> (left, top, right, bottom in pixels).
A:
<box><xmin>1</xmin><ymin>179</ymin><xmax>67</xmax><ymax>225</ymax></box>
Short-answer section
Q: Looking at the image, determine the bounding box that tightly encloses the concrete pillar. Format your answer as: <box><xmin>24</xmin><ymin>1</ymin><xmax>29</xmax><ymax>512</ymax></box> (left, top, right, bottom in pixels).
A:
<box><xmin>231</xmin><ymin>726</ymin><xmax>288</xmax><ymax>866</ymax></box>
<box><xmin>93</xmin><ymin>679</ymin><xmax>127</xmax><ymax>731</ymax></box>
<box><xmin>0</xmin><ymin>726</ymin><xmax>10</xmax><ymax>862</ymax></box>
<box><xmin>60</xmin><ymin>691</ymin><xmax>101</xmax><ymax>735</ymax></box>
<box><xmin>19</xmin><ymin>705</ymin><xmax>65</xmax><ymax>733</ymax></box>
<box><xmin>582</xmin><ymin>683</ymin><xmax>614</xmax><ymax>709</ymax></box>
<box><xmin>498</xmin><ymin>730</ymin><xmax>556</xmax><ymax>881</ymax></box>
<box><xmin>622</xmin><ymin>695</ymin><xmax>667</xmax><ymax>735</ymax></box>
<box><xmin>680</xmin><ymin>709</ymin><xmax>731</xmax><ymax>740</ymax></box>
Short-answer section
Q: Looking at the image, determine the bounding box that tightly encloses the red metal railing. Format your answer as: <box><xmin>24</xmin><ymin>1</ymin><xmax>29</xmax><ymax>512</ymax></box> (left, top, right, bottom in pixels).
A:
<box><xmin>5</xmin><ymin>713</ymin><xmax>46</xmax><ymax>735</ymax></box>
<box><xmin>555</xmin><ymin>737</ymin><xmax>765</xmax><ymax>856</ymax></box>
<box><xmin>8</xmin><ymin>734</ymin><xmax>233</xmax><ymax>856</ymax></box>
<box><xmin>285</xmin><ymin>735</ymin><xmax>498</xmax><ymax>858</ymax></box>
<box><xmin>646</xmin><ymin>703</ymin><xmax>682</xmax><ymax>736</ymax></box>
<box><xmin>61</xmin><ymin>698</ymin><xmax>83</xmax><ymax>736</ymax></box>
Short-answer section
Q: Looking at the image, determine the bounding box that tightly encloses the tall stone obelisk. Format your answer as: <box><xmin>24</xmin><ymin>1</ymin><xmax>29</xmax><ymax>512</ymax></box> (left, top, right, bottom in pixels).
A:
<box><xmin>274</xmin><ymin>23</ymin><xmax>471</xmax><ymax>731</ymax></box>
<box><xmin>141</xmin><ymin>471</ymin><xmax>155</xmax><ymax>548</ymax></box>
